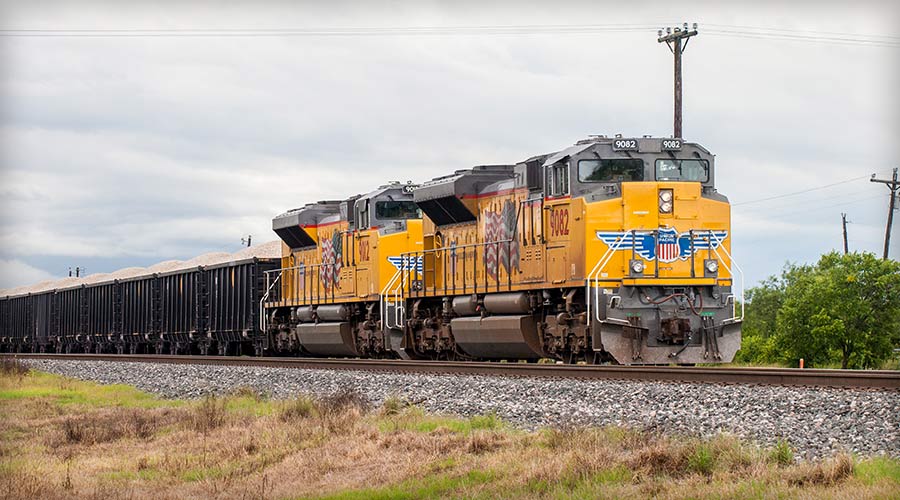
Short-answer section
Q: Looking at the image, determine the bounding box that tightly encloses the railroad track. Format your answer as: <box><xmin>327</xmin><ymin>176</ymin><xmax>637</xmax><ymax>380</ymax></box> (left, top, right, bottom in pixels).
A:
<box><xmin>4</xmin><ymin>353</ymin><xmax>899</xmax><ymax>390</ymax></box>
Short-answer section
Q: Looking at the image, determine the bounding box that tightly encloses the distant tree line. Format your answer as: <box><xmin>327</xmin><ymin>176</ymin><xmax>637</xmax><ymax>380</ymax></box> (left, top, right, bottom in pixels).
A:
<box><xmin>736</xmin><ymin>252</ymin><xmax>900</xmax><ymax>369</ymax></box>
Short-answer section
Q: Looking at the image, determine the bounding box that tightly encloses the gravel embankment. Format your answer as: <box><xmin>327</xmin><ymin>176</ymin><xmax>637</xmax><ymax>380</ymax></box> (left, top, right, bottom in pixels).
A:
<box><xmin>23</xmin><ymin>359</ymin><xmax>899</xmax><ymax>460</ymax></box>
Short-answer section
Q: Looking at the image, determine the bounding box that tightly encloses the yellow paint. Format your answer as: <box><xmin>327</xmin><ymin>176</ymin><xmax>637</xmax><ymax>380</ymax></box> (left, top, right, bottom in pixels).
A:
<box><xmin>272</xmin><ymin>180</ymin><xmax>732</xmax><ymax>307</ymax></box>
<box><xmin>585</xmin><ymin>182</ymin><xmax>732</xmax><ymax>284</ymax></box>
<box><xmin>277</xmin><ymin>220</ymin><xmax>424</xmax><ymax>305</ymax></box>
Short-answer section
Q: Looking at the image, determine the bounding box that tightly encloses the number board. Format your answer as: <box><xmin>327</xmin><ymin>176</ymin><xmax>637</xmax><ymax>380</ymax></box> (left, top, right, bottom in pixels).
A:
<box><xmin>612</xmin><ymin>139</ymin><xmax>638</xmax><ymax>151</ymax></box>
<box><xmin>661</xmin><ymin>139</ymin><xmax>682</xmax><ymax>151</ymax></box>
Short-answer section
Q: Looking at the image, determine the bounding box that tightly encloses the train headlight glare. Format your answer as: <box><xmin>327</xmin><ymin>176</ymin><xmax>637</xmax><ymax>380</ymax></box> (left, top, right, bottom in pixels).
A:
<box><xmin>659</xmin><ymin>190</ymin><xmax>673</xmax><ymax>202</ymax></box>
<box><xmin>660</xmin><ymin>201</ymin><xmax>673</xmax><ymax>213</ymax></box>
<box><xmin>705</xmin><ymin>260</ymin><xmax>718</xmax><ymax>273</ymax></box>
<box><xmin>631</xmin><ymin>260</ymin><xmax>644</xmax><ymax>274</ymax></box>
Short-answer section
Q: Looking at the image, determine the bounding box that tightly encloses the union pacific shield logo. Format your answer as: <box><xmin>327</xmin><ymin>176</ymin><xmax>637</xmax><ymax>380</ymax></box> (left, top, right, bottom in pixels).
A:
<box><xmin>595</xmin><ymin>228</ymin><xmax>728</xmax><ymax>263</ymax></box>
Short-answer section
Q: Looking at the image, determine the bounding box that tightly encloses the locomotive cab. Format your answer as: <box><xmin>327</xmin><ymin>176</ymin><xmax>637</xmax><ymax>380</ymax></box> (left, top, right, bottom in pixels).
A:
<box><xmin>569</xmin><ymin>137</ymin><xmax>741</xmax><ymax>364</ymax></box>
<box><xmin>353</xmin><ymin>183</ymin><xmax>421</xmax><ymax>233</ymax></box>
<box><xmin>397</xmin><ymin>136</ymin><xmax>741</xmax><ymax>364</ymax></box>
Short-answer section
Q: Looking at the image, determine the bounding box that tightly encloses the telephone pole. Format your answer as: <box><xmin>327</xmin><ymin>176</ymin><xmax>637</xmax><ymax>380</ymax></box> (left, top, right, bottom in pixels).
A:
<box><xmin>871</xmin><ymin>168</ymin><xmax>899</xmax><ymax>260</ymax></box>
<box><xmin>658</xmin><ymin>23</ymin><xmax>699</xmax><ymax>139</ymax></box>
<box><xmin>841</xmin><ymin>213</ymin><xmax>849</xmax><ymax>254</ymax></box>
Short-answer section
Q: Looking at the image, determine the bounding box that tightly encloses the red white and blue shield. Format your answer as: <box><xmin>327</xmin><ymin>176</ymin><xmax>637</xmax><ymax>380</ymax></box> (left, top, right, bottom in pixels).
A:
<box><xmin>657</xmin><ymin>228</ymin><xmax>679</xmax><ymax>263</ymax></box>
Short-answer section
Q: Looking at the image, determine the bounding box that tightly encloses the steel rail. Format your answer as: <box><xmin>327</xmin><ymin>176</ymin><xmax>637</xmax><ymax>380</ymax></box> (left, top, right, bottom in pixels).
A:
<box><xmin>3</xmin><ymin>353</ymin><xmax>898</xmax><ymax>390</ymax></box>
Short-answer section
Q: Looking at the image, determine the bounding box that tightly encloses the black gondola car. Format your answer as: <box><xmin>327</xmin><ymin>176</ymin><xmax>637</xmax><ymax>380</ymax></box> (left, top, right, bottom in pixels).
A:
<box><xmin>159</xmin><ymin>267</ymin><xmax>202</xmax><ymax>355</ymax></box>
<box><xmin>206</xmin><ymin>258</ymin><xmax>278</xmax><ymax>356</ymax></box>
<box><xmin>0</xmin><ymin>255</ymin><xmax>279</xmax><ymax>356</ymax></box>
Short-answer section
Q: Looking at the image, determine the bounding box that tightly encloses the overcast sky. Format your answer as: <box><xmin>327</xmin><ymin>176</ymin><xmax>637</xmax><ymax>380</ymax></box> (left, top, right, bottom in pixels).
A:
<box><xmin>1</xmin><ymin>0</ymin><xmax>898</xmax><ymax>291</ymax></box>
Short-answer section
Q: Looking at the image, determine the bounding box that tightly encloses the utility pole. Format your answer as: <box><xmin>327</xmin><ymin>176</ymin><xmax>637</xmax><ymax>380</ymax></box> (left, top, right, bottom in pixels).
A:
<box><xmin>841</xmin><ymin>213</ymin><xmax>849</xmax><ymax>254</ymax></box>
<box><xmin>871</xmin><ymin>168</ymin><xmax>899</xmax><ymax>260</ymax></box>
<box><xmin>658</xmin><ymin>23</ymin><xmax>699</xmax><ymax>139</ymax></box>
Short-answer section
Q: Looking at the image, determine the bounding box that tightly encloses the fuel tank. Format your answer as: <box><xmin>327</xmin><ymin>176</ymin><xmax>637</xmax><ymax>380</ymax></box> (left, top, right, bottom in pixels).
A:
<box><xmin>296</xmin><ymin>322</ymin><xmax>359</xmax><ymax>356</ymax></box>
<box><xmin>450</xmin><ymin>315</ymin><xmax>544</xmax><ymax>359</ymax></box>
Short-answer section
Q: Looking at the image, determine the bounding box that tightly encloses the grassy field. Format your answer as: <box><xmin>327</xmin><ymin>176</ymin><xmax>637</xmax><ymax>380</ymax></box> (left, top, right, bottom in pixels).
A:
<box><xmin>0</xmin><ymin>359</ymin><xmax>898</xmax><ymax>499</ymax></box>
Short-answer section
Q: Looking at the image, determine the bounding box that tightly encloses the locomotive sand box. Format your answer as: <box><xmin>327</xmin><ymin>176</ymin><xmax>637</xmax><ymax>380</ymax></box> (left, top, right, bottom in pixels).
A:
<box><xmin>1</xmin><ymin>136</ymin><xmax>742</xmax><ymax>365</ymax></box>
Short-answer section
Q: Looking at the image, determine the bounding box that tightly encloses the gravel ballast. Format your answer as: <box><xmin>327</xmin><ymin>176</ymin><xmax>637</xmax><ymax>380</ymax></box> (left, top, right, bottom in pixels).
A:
<box><xmin>22</xmin><ymin>359</ymin><xmax>899</xmax><ymax>460</ymax></box>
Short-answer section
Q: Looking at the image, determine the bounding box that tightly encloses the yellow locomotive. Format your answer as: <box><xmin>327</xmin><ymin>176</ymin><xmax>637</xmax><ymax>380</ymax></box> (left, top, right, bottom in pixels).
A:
<box><xmin>263</xmin><ymin>136</ymin><xmax>742</xmax><ymax>364</ymax></box>
<box><xmin>264</xmin><ymin>182</ymin><xmax>424</xmax><ymax>357</ymax></box>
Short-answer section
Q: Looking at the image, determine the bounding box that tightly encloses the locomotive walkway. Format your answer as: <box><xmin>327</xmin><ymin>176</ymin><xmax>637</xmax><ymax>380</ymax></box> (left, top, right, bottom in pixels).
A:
<box><xmin>4</xmin><ymin>353</ymin><xmax>899</xmax><ymax>390</ymax></box>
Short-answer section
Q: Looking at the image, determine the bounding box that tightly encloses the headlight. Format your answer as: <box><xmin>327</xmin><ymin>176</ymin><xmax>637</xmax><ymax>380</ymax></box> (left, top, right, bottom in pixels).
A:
<box><xmin>630</xmin><ymin>259</ymin><xmax>644</xmax><ymax>274</ymax></box>
<box><xmin>705</xmin><ymin>259</ymin><xmax>718</xmax><ymax>274</ymax></box>
<box><xmin>658</xmin><ymin>189</ymin><xmax>674</xmax><ymax>214</ymax></box>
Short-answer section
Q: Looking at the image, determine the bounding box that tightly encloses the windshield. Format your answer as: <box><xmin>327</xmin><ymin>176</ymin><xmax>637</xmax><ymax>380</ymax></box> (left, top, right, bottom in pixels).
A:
<box><xmin>578</xmin><ymin>159</ymin><xmax>644</xmax><ymax>182</ymax></box>
<box><xmin>375</xmin><ymin>200</ymin><xmax>421</xmax><ymax>220</ymax></box>
<box><xmin>655</xmin><ymin>159</ymin><xmax>709</xmax><ymax>182</ymax></box>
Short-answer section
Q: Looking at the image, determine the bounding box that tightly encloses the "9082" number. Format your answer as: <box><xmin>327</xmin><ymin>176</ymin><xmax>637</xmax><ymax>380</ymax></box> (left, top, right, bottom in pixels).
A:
<box><xmin>661</xmin><ymin>139</ymin><xmax>682</xmax><ymax>150</ymax></box>
<box><xmin>613</xmin><ymin>139</ymin><xmax>637</xmax><ymax>150</ymax></box>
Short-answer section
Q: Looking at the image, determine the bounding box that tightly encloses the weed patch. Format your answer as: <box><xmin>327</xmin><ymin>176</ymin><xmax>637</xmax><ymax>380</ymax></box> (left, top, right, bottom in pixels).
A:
<box><xmin>788</xmin><ymin>453</ymin><xmax>854</xmax><ymax>486</ymax></box>
<box><xmin>687</xmin><ymin>443</ymin><xmax>716</xmax><ymax>475</ymax></box>
<box><xmin>279</xmin><ymin>394</ymin><xmax>317</xmax><ymax>422</ymax></box>
<box><xmin>190</xmin><ymin>396</ymin><xmax>227</xmax><ymax>433</ymax></box>
<box><xmin>46</xmin><ymin>407</ymin><xmax>184</xmax><ymax>448</ymax></box>
<box><xmin>770</xmin><ymin>438</ymin><xmax>795</xmax><ymax>465</ymax></box>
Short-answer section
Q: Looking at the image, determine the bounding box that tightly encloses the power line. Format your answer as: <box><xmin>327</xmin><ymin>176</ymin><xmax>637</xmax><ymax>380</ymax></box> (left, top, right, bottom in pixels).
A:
<box><xmin>703</xmin><ymin>29</ymin><xmax>899</xmax><ymax>48</ymax></box>
<box><xmin>737</xmin><ymin>193</ymin><xmax>890</xmax><ymax>222</ymax></box>
<box><xmin>0</xmin><ymin>23</ymin><xmax>666</xmax><ymax>37</ymax></box>
<box><xmin>702</xmin><ymin>23</ymin><xmax>900</xmax><ymax>41</ymax></box>
<box><xmin>0</xmin><ymin>23</ymin><xmax>895</xmax><ymax>48</ymax></box>
<box><xmin>732</xmin><ymin>175</ymin><xmax>873</xmax><ymax>207</ymax></box>
<box><xmin>735</xmin><ymin>187</ymin><xmax>879</xmax><ymax>213</ymax></box>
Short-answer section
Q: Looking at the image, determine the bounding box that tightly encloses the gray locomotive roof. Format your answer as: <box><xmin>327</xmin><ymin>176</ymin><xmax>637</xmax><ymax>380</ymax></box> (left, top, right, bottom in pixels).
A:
<box><xmin>414</xmin><ymin>165</ymin><xmax>516</xmax><ymax>202</ymax></box>
<box><xmin>542</xmin><ymin>143</ymin><xmax>594</xmax><ymax>167</ymax></box>
<box><xmin>273</xmin><ymin>201</ymin><xmax>342</xmax><ymax>230</ymax></box>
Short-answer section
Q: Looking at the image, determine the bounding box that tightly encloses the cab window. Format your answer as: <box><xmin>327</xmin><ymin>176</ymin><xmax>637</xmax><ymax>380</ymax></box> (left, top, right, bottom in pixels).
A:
<box><xmin>546</xmin><ymin>163</ymin><xmax>570</xmax><ymax>196</ymax></box>
<box><xmin>578</xmin><ymin>159</ymin><xmax>644</xmax><ymax>182</ymax></box>
<box><xmin>375</xmin><ymin>201</ymin><xmax>420</xmax><ymax>220</ymax></box>
<box><xmin>655</xmin><ymin>159</ymin><xmax>709</xmax><ymax>182</ymax></box>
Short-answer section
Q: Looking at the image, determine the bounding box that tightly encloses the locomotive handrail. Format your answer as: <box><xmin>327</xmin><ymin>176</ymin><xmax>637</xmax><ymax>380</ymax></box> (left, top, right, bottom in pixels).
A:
<box><xmin>380</xmin><ymin>268</ymin><xmax>405</xmax><ymax>330</ymax></box>
<box><xmin>399</xmin><ymin>238</ymin><xmax>514</xmax><ymax>297</ymax></box>
<box><xmin>263</xmin><ymin>260</ymin><xmax>344</xmax><ymax>307</ymax></box>
<box><xmin>586</xmin><ymin>228</ymin><xmax>636</xmax><ymax>322</ymax></box>
<box><xmin>709</xmin><ymin>234</ymin><xmax>744</xmax><ymax>323</ymax></box>
<box><xmin>259</xmin><ymin>270</ymin><xmax>284</xmax><ymax>333</ymax></box>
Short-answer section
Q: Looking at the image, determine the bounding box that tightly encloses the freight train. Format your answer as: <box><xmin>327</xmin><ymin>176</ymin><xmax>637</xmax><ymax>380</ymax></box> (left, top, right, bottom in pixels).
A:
<box><xmin>1</xmin><ymin>136</ymin><xmax>742</xmax><ymax>364</ymax></box>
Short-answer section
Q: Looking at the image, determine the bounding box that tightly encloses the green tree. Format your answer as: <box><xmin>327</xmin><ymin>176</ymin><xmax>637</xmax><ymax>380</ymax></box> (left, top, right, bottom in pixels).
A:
<box><xmin>736</xmin><ymin>264</ymin><xmax>807</xmax><ymax>364</ymax></box>
<box><xmin>774</xmin><ymin>252</ymin><xmax>900</xmax><ymax>369</ymax></box>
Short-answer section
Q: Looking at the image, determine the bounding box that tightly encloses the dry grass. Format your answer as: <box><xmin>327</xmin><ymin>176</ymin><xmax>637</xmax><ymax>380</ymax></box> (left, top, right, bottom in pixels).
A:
<box><xmin>48</xmin><ymin>407</ymin><xmax>186</xmax><ymax>448</ymax></box>
<box><xmin>0</xmin><ymin>367</ymin><xmax>897</xmax><ymax>500</ymax></box>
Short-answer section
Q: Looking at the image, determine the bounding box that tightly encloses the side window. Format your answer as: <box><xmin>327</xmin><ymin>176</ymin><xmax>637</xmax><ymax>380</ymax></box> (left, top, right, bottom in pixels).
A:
<box><xmin>546</xmin><ymin>163</ymin><xmax>570</xmax><ymax>196</ymax></box>
<box><xmin>356</xmin><ymin>200</ymin><xmax>370</xmax><ymax>229</ymax></box>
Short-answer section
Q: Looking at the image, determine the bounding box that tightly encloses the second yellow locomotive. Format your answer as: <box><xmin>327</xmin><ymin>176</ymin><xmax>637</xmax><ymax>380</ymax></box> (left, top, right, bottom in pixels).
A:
<box><xmin>263</xmin><ymin>136</ymin><xmax>742</xmax><ymax>364</ymax></box>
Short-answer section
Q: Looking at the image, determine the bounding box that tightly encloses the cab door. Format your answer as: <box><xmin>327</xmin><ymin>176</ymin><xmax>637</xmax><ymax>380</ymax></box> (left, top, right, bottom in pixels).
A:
<box><xmin>337</xmin><ymin>230</ymin><xmax>356</xmax><ymax>297</ymax></box>
<box><xmin>545</xmin><ymin>199</ymin><xmax>572</xmax><ymax>284</ymax></box>
<box><xmin>544</xmin><ymin>162</ymin><xmax>572</xmax><ymax>284</ymax></box>
<box><xmin>355</xmin><ymin>232</ymin><xmax>373</xmax><ymax>297</ymax></box>
<box><xmin>519</xmin><ymin>198</ymin><xmax>545</xmax><ymax>283</ymax></box>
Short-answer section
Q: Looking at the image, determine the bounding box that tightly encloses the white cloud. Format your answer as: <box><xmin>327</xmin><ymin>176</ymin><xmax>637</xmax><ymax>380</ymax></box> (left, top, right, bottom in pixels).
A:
<box><xmin>0</xmin><ymin>0</ymin><xmax>897</xmax><ymax>287</ymax></box>
<box><xmin>0</xmin><ymin>259</ymin><xmax>56</xmax><ymax>290</ymax></box>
